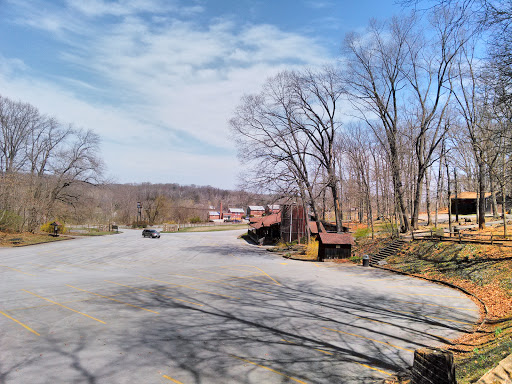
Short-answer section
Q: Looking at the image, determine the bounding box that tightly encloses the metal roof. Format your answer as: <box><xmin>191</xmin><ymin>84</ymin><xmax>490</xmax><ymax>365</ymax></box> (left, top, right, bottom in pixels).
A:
<box><xmin>228</xmin><ymin>208</ymin><xmax>244</xmax><ymax>213</ymax></box>
<box><xmin>208</xmin><ymin>211</ymin><xmax>220</xmax><ymax>216</ymax></box>
<box><xmin>248</xmin><ymin>205</ymin><xmax>265</xmax><ymax>211</ymax></box>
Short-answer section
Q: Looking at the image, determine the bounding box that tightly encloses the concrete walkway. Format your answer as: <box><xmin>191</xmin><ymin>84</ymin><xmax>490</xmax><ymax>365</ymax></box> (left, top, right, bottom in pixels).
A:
<box><xmin>477</xmin><ymin>353</ymin><xmax>512</xmax><ymax>384</ymax></box>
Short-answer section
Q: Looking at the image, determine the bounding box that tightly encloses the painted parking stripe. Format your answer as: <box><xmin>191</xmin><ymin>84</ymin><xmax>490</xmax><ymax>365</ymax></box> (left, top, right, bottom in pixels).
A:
<box><xmin>197</xmin><ymin>270</ymin><xmax>268</xmax><ymax>286</ymax></box>
<box><xmin>139</xmin><ymin>277</ymin><xmax>240</xmax><ymax>299</ymax></box>
<box><xmin>169</xmin><ymin>274</ymin><xmax>271</xmax><ymax>294</ymax></box>
<box><xmin>223</xmin><ymin>265</ymin><xmax>281</xmax><ymax>286</ymax></box>
<box><xmin>323</xmin><ymin>327</ymin><xmax>414</xmax><ymax>352</ymax></box>
<box><xmin>281</xmin><ymin>338</ymin><xmax>392</xmax><ymax>376</ymax></box>
<box><xmin>104</xmin><ymin>280</ymin><xmax>203</xmax><ymax>307</ymax></box>
<box><xmin>66</xmin><ymin>285</ymin><xmax>159</xmax><ymax>314</ymax></box>
<box><xmin>21</xmin><ymin>290</ymin><xmax>106</xmax><ymax>324</ymax></box>
<box><xmin>399</xmin><ymin>292</ymin><xmax>462</xmax><ymax>298</ymax></box>
<box><xmin>162</xmin><ymin>375</ymin><xmax>184</xmax><ymax>383</ymax></box>
<box><xmin>390</xmin><ymin>299</ymin><xmax>479</xmax><ymax>312</ymax></box>
<box><xmin>388</xmin><ymin>309</ymin><xmax>475</xmax><ymax>325</ymax></box>
<box><xmin>0</xmin><ymin>311</ymin><xmax>40</xmax><ymax>336</ymax></box>
<box><xmin>0</xmin><ymin>265</ymin><xmax>36</xmax><ymax>276</ymax></box>
<box><xmin>281</xmin><ymin>339</ymin><xmax>333</xmax><ymax>355</ymax></box>
<box><xmin>230</xmin><ymin>354</ymin><xmax>308</xmax><ymax>384</ymax></box>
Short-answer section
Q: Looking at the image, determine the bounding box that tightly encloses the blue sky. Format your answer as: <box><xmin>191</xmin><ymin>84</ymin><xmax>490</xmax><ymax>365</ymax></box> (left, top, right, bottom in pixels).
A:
<box><xmin>0</xmin><ymin>0</ymin><xmax>404</xmax><ymax>189</ymax></box>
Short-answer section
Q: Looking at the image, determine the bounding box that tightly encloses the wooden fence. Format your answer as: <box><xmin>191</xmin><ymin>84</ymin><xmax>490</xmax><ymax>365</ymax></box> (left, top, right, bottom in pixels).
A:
<box><xmin>410</xmin><ymin>229</ymin><xmax>512</xmax><ymax>246</ymax></box>
<box><xmin>162</xmin><ymin>222</ymin><xmax>246</xmax><ymax>232</ymax></box>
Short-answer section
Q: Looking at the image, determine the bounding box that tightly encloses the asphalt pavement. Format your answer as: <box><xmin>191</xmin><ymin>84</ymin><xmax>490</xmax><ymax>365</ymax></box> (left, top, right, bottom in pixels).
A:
<box><xmin>0</xmin><ymin>229</ymin><xmax>480</xmax><ymax>383</ymax></box>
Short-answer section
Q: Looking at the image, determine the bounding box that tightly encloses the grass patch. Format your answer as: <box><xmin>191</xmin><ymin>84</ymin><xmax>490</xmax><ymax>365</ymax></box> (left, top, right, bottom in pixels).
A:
<box><xmin>166</xmin><ymin>224</ymin><xmax>248</xmax><ymax>233</ymax></box>
<box><xmin>354</xmin><ymin>227</ymin><xmax>371</xmax><ymax>239</ymax></box>
<box><xmin>456</xmin><ymin>320</ymin><xmax>512</xmax><ymax>383</ymax></box>
<box><xmin>0</xmin><ymin>232</ymin><xmax>71</xmax><ymax>247</ymax></box>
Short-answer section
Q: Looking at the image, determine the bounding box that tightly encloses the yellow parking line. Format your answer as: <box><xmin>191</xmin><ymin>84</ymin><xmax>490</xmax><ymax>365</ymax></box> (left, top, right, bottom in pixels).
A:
<box><xmin>281</xmin><ymin>338</ymin><xmax>392</xmax><ymax>375</ymax></box>
<box><xmin>162</xmin><ymin>375</ymin><xmax>184</xmax><ymax>383</ymax></box>
<box><xmin>380</xmin><ymin>308</ymin><xmax>474</xmax><ymax>325</ymax></box>
<box><xmin>223</xmin><ymin>268</ymin><xmax>261</xmax><ymax>273</ymax></box>
<box><xmin>399</xmin><ymin>293</ymin><xmax>462</xmax><ymax>298</ymax></box>
<box><xmin>198</xmin><ymin>269</ymin><xmax>266</xmax><ymax>283</ymax></box>
<box><xmin>390</xmin><ymin>299</ymin><xmax>478</xmax><ymax>312</ymax></box>
<box><xmin>357</xmin><ymin>362</ymin><xmax>393</xmax><ymax>376</ymax></box>
<box><xmin>66</xmin><ymin>285</ymin><xmax>159</xmax><ymax>314</ymax></box>
<box><xmin>230</xmin><ymin>354</ymin><xmax>308</xmax><ymax>384</ymax></box>
<box><xmin>26</xmin><ymin>263</ymin><xmax>72</xmax><ymax>273</ymax></box>
<box><xmin>0</xmin><ymin>311</ymin><xmax>40</xmax><ymax>336</ymax></box>
<box><xmin>235</xmin><ymin>265</ymin><xmax>282</xmax><ymax>286</ymax></box>
<box><xmin>281</xmin><ymin>339</ymin><xmax>333</xmax><ymax>355</ymax></box>
<box><xmin>21</xmin><ymin>290</ymin><xmax>106</xmax><ymax>324</ymax></box>
<box><xmin>104</xmin><ymin>280</ymin><xmax>203</xmax><ymax>307</ymax></box>
<box><xmin>139</xmin><ymin>277</ymin><xmax>240</xmax><ymax>299</ymax></box>
<box><xmin>313</xmin><ymin>263</ymin><xmax>321</xmax><ymax>267</ymax></box>
<box><xmin>170</xmin><ymin>274</ymin><xmax>271</xmax><ymax>294</ymax></box>
<box><xmin>0</xmin><ymin>265</ymin><xmax>36</xmax><ymax>276</ymax></box>
<box><xmin>323</xmin><ymin>327</ymin><xmax>414</xmax><ymax>352</ymax></box>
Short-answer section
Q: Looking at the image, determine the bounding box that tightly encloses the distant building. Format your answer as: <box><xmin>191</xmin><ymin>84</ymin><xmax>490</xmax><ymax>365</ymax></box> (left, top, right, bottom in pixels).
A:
<box><xmin>247</xmin><ymin>206</ymin><xmax>265</xmax><ymax>217</ymax></box>
<box><xmin>450</xmin><ymin>192</ymin><xmax>492</xmax><ymax>215</ymax></box>
<box><xmin>266</xmin><ymin>205</ymin><xmax>280</xmax><ymax>215</ymax></box>
<box><xmin>228</xmin><ymin>208</ymin><xmax>245</xmax><ymax>221</ymax></box>
<box><xmin>208</xmin><ymin>211</ymin><xmax>220</xmax><ymax>221</ymax></box>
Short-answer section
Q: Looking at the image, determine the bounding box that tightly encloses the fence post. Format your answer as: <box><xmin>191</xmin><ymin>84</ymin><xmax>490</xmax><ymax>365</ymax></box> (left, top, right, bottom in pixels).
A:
<box><xmin>491</xmin><ymin>233</ymin><xmax>493</xmax><ymax>245</ymax></box>
<box><xmin>459</xmin><ymin>232</ymin><xmax>462</xmax><ymax>244</ymax></box>
<box><xmin>412</xmin><ymin>231</ymin><xmax>415</xmax><ymax>241</ymax></box>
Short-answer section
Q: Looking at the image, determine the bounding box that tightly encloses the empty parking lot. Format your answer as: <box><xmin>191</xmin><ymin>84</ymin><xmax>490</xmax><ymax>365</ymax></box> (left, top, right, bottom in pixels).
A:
<box><xmin>0</xmin><ymin>229</ymin><xmax>479</xmax><ymax>383</ymax></box>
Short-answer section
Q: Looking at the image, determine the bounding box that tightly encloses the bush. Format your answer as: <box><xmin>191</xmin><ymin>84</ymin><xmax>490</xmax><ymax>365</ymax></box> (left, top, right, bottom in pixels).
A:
<box><xmin>306</xmin><ymin>239</ymin><xmax>319</xmax><ymax>259</ymax></box>
<box><xmin>350</xmin><ymin>255</ymin><xmax>362</xmax><ymax>264</ymax></box>
<box><xmin>0</xmin><ymin>210</ymin><xmax>23</xmax><ymax>232</ymax></box>
<box><xmin>131</xmin><ymin>221</ymin><xmax>148</xmax><ymax>228</ymax></box>
<box><xmin>40</xmin><ymin>220</ymin><xmax>67</xmax><ymax>234</ymax></box>
<box><xmin>190</xmin><ymin>216</ymin><xmax>202</xmax><ymax>224</ymax></box>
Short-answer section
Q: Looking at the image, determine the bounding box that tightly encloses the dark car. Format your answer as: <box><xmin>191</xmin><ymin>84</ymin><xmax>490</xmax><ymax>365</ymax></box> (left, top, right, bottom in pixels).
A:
<box><xmin>142</xmin><ymin>229</ymin><xmax>160</xmax><ymax>238</ymax></box>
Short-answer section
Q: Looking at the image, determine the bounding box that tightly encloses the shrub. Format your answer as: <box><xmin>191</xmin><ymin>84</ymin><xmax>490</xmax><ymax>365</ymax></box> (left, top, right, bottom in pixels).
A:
<box><xmin>350</xmin><ymin>255</ymin><xmax>362</xmax><ymax>264</ymax></box>
<box><xmin>40</xmin><ymin>220</ymin><xmax>67</xmax><ymax>234</ymax></box>
<box><xmin>306</xmin><ymin>239</ymin><xmax>319</xmax><ymax>259</ymax></box>
<box><xmin>0</xmin><ymin>210</ymin><xmax>23</xmax><ymax>232</ymax></box>
<box><xmin>131</xmin><ymin>221</ymin><xmax>148</xmax><ymax>228</ymax></box>
<box><xmin>190</xmin><ymin>216</ymin><xmax>202</xmax><ymax>224</ymax></box>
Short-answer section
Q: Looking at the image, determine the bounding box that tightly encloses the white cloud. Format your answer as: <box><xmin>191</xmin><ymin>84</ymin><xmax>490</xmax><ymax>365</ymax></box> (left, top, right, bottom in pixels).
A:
<box><xmin>0</xmin><ymin>1</ymin><xmax>333</xmax><ymax>187</ymax></box>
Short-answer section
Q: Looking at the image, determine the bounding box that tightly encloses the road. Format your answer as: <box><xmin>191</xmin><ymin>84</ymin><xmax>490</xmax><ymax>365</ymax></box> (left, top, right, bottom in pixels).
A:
<box><xmin>0</xmin><ymin>229</ymin><xmax>479</xmax><ymax>384</ymax></box>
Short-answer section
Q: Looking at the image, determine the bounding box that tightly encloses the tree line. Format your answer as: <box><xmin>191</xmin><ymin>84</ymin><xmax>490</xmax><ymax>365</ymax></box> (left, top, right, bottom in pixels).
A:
<box><xmin>231</xmin><ymin>0</ymin><xmax>512</xmax><ymax>234</ymax></box>
<box><xmin>0</xmin><ymin>95</ymin><xmax>270</xmax><ymax>232</ymax></box>
<box><xmin>0</xmin><ymin>95</ymin><xmax>103</xmax><ymax>232</ymax></box>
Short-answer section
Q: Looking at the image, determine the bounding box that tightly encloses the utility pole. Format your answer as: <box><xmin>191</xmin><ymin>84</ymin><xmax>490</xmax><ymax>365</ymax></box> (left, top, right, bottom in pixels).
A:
<box><xmin>137</xmin><ymin>202</ymin><xmax>142</xmax><ymax>227</ymax></box>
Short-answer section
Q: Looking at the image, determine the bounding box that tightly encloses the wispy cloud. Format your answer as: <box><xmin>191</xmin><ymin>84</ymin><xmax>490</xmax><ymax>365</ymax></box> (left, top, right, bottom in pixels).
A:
<box><xmin>1</xmin><ymin>0</ymin><xmax>333</xmax><ymax>186</ymax></box>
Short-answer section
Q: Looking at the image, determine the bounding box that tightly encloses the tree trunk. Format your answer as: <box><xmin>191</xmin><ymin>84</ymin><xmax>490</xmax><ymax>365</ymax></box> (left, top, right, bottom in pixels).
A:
<box><xmin>478</xmin><ymin>162</ymin><xmax>486</xmax><ymax>230</ymax></box>
<box><xmin>426</xmin><ymin>169</ymin><xmax>432</xmax><ymax>226</ymax></box>
<box><xmin>390</xmin><ymin>151</ymin><xmax>410</xmax><ymax>232</ymax></box>
<box><xmin>446</xmin><ymin>162</ymin><xmax>452</xmax><ymax>236</ymax></box>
